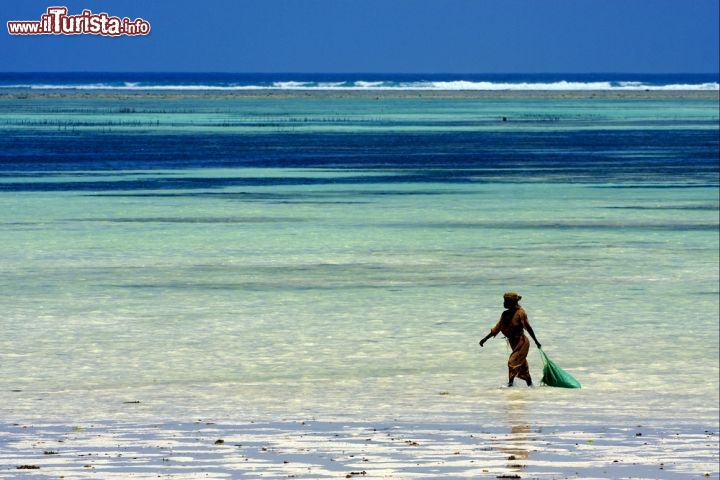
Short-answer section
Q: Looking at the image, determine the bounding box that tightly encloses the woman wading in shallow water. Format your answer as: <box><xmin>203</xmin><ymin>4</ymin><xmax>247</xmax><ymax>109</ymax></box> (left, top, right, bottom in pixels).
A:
<box><xmin>479</xmin><ymin>292</ymin><xmax>541</xmax><ymax>387</ymax></box>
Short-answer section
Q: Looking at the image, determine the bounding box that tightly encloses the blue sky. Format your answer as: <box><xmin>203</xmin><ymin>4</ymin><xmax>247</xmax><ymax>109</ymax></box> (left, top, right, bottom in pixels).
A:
<box><xmin>2</xmin><ymin>0</ymin><xmax>718</xmax><ymax>73</ymax></box>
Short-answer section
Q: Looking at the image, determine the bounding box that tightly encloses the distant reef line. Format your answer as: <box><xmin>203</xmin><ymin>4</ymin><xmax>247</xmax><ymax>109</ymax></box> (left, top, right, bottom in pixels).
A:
<box><xmin>1</xmin><ymin>89</ymin><xmax>718</xmax><ymax>101</ymax></box>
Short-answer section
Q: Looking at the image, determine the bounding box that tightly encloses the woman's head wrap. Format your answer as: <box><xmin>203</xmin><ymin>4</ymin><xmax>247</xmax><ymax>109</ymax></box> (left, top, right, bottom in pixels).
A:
<box><xmin>503</xmin><ymin>292</ymin><xmax>522</xmax><ymax>303</ymax></box>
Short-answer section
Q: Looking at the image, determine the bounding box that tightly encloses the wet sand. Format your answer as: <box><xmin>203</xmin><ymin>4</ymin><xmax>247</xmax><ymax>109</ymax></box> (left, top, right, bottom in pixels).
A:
<box><xmin>2</xmin><ymin>417</ymin><xmax>718</xmax><ymax>479</ymax></box>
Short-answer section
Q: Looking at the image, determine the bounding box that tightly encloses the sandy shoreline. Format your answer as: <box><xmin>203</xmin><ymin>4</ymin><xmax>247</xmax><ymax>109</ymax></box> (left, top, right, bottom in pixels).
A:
<box><xmin>2</xmin><ymin>417</ymin><xmax>717</xmax><ymax>479</ymax></box>
<box><xmin>1</xmin><ymin>88</ymin><xmax>718</xmax><ymax>102</ymax></box>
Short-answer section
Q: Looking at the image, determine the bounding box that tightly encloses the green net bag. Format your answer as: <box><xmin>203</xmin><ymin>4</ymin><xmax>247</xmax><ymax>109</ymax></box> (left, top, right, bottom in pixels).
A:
<box><xmin>540</xmin><ymin>349</ymin><xmax>581</xmax><ymax>388</ymax></box>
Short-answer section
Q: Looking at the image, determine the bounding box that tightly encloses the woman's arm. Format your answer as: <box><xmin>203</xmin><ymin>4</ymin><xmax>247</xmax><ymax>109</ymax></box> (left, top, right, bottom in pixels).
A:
<box><xmin>525</xmin><ymin>324</ymin><xmax>541</xmax><ymax>349</ymax></box>
<box><xmin>479</xmin><ymin>331</ymin><xmax>494</xmax><ymax>346</ymax></box>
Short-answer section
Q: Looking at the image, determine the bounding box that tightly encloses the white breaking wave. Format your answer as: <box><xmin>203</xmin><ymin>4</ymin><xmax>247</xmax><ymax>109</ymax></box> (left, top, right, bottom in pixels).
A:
<box><xmin>4</xmin><ymin>80</ymin><xmax>719</xmax><ymax>91</ymax></box>
<box><xmin>272</xmin><ymin>81</ymin><xmax>311</xmax><ymax>89</ymax></box>
<box><xmin>353</xmin><ymin>81</ymin><xmax>385</xmax><ymax>88</ymax></box>
<box><xmin>413</xmin><ymin>80</ymin><xmax>720</xmax><ymax>91</ymax></box>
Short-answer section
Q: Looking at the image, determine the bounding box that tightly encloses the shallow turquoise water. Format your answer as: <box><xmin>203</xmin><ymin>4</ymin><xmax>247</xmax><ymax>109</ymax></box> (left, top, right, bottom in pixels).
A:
<box><xmin>0</xmin><ymin>93</ymin><xmax>717</xmax><ymax>436</ymax></box>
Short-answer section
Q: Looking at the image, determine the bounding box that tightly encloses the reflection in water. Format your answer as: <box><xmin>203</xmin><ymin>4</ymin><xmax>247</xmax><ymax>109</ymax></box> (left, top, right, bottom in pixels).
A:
<box><xmin>496</xmin><ymin>391</ymin><xmax>532</xmax><ymax>471</ymax></box>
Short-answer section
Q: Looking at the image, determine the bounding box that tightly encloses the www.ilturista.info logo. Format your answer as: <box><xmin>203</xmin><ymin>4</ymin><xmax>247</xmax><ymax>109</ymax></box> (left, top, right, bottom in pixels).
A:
<box><xmin>7</xmin><ymin>7</ymin><xmax>150</xmax><ymax>36</ymax></box>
